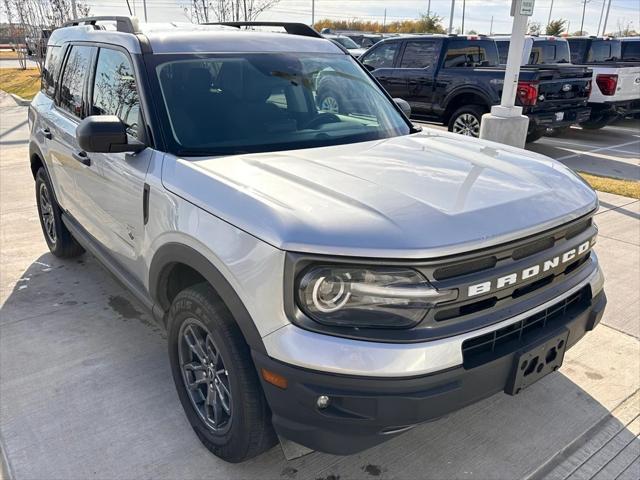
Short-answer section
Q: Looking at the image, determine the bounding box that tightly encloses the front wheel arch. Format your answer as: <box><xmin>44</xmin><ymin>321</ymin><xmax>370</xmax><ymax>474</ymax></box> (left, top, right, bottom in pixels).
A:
<box><xmin>148</xmin><ymin>243</ymin><xmax>267</xmax><ymax>355</ymax></box>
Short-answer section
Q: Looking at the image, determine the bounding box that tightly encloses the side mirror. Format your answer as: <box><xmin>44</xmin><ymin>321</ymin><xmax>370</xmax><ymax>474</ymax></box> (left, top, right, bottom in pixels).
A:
<box><xmin>363</xmin><ymin>63</ymin><xmax>376</xmax><ymax>71</ymax></box>
<box><xmin>394</xmin><ymin>98</ymin><xmax>412</xmax><ymax>118</ymax></box>
<box><xmin>76</xmin><ymin>115</ymin><xmax>145</xmax><ymax>153</ymax></box>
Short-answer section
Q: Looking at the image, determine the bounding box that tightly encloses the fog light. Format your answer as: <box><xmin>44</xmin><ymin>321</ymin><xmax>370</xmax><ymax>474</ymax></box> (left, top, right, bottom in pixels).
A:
<box><xmin>317</xmin><ymin>395</ymin><xmax>330</xmax><ymax>409</ymax></box>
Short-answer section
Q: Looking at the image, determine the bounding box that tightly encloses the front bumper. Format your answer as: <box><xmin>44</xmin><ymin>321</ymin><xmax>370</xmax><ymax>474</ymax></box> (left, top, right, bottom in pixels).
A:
<box><xmin>527</xmin><ymin>106</ymin><xmax>591</xmax><ymax>128</ymax></box>
<box><xmin>255</xmin><ymin>266</ymin><xmax>606</xmax><ymax>455</ymax></box>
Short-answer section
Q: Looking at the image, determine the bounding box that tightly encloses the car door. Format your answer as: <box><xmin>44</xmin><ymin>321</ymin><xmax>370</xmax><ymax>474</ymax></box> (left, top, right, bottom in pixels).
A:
<box><xmin>78</xmin><ymin>46</ymin><xmax>152</xmax><ymax>273</ymax></box>
<box><xmin>360</xmin><ymin>41</ymin><xmax>407</xmax><ymax>98</ymax></box>
<box><xmin>48</xmin><ymin>44</ymin><xmax>95</xmax><ymax>214</ymax></box>
<box><xmin>397</xmin><ymin>39</ymin><xmax>440</xmax><ymax>116</ymax></box>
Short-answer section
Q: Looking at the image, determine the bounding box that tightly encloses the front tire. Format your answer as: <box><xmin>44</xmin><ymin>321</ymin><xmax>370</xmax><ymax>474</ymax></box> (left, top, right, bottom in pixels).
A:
<box><xmin>35</xmin><ymin>167</ymin><xmax>84</xmax><ymax>258</ymax></box>
<box><xmin>168</xmin><ymin>283</ymin><xmax>276</xmax><ymax>463</ymax></box>
<box><xmin>448</xmin><ymin>105</ymin><xmax>486</xmax><ymax>138</ymax></box>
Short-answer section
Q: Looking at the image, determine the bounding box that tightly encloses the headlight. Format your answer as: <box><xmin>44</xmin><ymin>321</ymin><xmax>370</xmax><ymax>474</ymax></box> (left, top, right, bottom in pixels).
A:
<box><xmin>296</xmin><ymin>266</ymin><xmax>456</xmax><ymax>328</ymax></box>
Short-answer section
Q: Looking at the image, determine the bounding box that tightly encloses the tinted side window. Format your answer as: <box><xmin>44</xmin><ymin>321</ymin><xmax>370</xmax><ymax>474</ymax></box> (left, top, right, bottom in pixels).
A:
<box><xmin>621</xmin><ymin>41</ymin><xmax>640</xmax><ymax>62</ymax></box>
<box><xmin>41</xmin><ymin>45</ymin><xmax>62</xmax><ymax>98</ymax></box>
<box><xmin>589</xmin><ymin>40</ymin><xmax>621</xmax><ymax>62</ymax></box>
<box><xmin>361</xmin><ymin>42</ymin><xmax>399</xmax><ymax>69</ymax></box>
<box><xmin>400</xmin><ymin>41</ymin><xmax>439</xmax><ymax>68</ymax></box>
<box><xmin>496</xmin><ymin>41</ymin><xmax>509</xmax><ymax>64</ymax></box>
<box><xmin>92</xmin><ymin>48</ymin><xmax>140</xmax><ymax>138</ymax></box>
<box><xmin>58</xmin><ymin>45</ymin><xmax>93</xmax><ymax>118</ymax></box>
<box><xmin>444</xmin><ymin>40</ymin><xmax>498</xmax><ymax>68</ymax></box>
<box><xmin>529</xmin><ymin>41</ymin><xmax>571</xmax><ymax>64</ymax></box>
<box><xmin>568</xmin><ymin>39</ymin><xmax>587</xmax><ymax>64</ymax></box>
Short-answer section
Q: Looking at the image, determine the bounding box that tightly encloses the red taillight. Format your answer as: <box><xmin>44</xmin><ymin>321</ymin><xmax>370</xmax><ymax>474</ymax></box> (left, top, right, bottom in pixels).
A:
<box><xmin>517</xmin><ymin>81</ymin><xmax>539</xmax><ymax>106</ymax></box>
<box><xmin>596</xmin><ymin>74</ymin><xmax>618</xmax><ymax>95</ymax></box>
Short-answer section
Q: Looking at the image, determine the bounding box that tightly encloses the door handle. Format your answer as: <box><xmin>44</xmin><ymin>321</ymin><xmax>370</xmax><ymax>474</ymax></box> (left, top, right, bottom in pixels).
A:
<box><xmin>40</xmin><ymin>128</ymin><xmax>52</xmax><ymax>140</ymax></box>
<box><xmin>72</xmin><ymin>151</ymin><xmax>91</xmax><ymax>166</ymax></box>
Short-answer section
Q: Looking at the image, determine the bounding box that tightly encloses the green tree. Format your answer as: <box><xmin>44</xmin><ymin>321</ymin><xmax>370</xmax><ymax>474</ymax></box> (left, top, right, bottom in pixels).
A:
<box><xmin>545</xmin><ymin>19</ymin><xmax>566</xmax><ymax>36</ymax></box>
<box><xmin>528</xmin><ymin>21</ymin><xmax>542</xmax><ymax>35</ymax></box>
<box><xmin>416</xmin><ymin>13</ymin><xmax>446</xmax><ymax>34</ymax></box>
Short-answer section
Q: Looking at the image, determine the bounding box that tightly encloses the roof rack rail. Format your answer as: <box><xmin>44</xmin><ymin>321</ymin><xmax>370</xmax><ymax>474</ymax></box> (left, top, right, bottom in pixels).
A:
<box><xmin>63</xmin><ymin>16</ymin><xmax>140</xmax><ymax>34</ymax></box>
<box><xmin>203</xmin><ymin>22</ymin><xmax>322</xmax><ymax>39</ymax></box>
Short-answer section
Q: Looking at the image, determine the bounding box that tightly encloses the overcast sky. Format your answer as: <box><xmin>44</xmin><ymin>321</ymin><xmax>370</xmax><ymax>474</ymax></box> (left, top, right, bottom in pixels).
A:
<box><xmin>6</xmin><ymin>0</ymin><xmax>640</xmax><ymax>35</ymax></box>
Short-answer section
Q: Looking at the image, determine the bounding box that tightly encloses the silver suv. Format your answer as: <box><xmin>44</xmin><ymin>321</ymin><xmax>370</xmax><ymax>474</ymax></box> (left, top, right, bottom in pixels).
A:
<box><xmin>29</xmin><ymin>17</ymin><xmax>607</xmax><ymax>463</ymax></box>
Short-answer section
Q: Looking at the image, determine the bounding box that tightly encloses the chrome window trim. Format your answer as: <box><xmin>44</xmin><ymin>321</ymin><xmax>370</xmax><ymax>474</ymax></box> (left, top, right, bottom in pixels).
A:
<box><xmin>263</xmin><ymin>255</ymin><xmax>603</xmax><ymax>378</ymax></box>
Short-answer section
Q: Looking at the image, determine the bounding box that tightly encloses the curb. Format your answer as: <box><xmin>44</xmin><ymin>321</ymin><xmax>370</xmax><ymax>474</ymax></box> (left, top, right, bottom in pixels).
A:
<box><xmin>9</xmin><ymin>92</ymin><xmax>30</xmax><ymax>106</ymax></box>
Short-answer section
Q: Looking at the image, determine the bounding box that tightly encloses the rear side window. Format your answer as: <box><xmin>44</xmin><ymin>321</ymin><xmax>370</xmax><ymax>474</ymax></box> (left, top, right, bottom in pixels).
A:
<box><xmin>361</xmin><ymin>42</ymin><xmax>399</xmax><ymax>69</ymax></box>
<box><xmin>58</xmin><ymin>45</ymin><xmax>94</xmax><ymax>118</ymax></box>
<box><xmin>495</xmin><ymin>41</ymin><xmax>509</xmax><ymax>64</ymax></box>
<box><xmin>529</xmin><ymin>41</ymin><xmax>570</xmax><ymax>64</ymax></box>
<box><xmin>400</xmin><ymin>41</ymin><xmax>439</xmax><ymax>68</ymax></box>
<box><xmin>41</xmin><ymin>45</ymin><xmax>62</xmax><ymax>98</ymax></box>
<box><xmin>91</xmin><ymin>48</ymin><xmax>140</xmax><ymax>138</ymax></box>
<box><xmin>568</xmin><ymin>39</ymin><xmax>587</xmax><ymax>64</ymax></box>
<box><xmin>589</xmin><ymin>40</ymin><xmax>621</xmax><ymax>62</ymax></box>
<box><xmin>444</xmin><ymin>40</ymin><xmax>498</xmax><ymax>68</ymax></box>
<box><xmin>621</xmin><ymin>40</ymin><xmax>640</xmax><ymax>62</ymax></box>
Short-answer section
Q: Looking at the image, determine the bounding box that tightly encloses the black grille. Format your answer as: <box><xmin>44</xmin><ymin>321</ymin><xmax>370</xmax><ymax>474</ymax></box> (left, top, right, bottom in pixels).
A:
<box><xmin>461</xmin><ymin>287</ymin><xmax>589</xmax><ymax>368</ymax></box>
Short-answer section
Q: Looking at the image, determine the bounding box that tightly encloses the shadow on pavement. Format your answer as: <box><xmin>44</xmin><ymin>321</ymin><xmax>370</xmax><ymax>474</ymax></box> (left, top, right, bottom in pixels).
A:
<box><xmin>0</xmin><ymin>254</ymin><xmax>637</xmax><ymax>480</ymax></box>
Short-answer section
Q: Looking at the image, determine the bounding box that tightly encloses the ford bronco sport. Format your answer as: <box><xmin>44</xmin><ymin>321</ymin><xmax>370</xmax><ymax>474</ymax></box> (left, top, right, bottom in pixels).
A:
<box><xmin>29</xmin><ymin>17</ymin><xmax>606</xmax><ymax>463</ymax></box>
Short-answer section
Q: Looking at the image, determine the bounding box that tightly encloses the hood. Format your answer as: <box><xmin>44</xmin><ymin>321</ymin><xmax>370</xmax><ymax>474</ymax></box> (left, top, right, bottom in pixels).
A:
<box><xmin>162</xmin><ymin>129</ymin><xmax>597</xmax><ymax>259</ymax></box>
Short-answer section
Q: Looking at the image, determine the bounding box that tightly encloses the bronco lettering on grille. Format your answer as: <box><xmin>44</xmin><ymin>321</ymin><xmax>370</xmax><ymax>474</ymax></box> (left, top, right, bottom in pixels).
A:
<box><xmin>468</xmin><ymin>238</ymin><xmax>595</xmax><ymax>297</ymax></box>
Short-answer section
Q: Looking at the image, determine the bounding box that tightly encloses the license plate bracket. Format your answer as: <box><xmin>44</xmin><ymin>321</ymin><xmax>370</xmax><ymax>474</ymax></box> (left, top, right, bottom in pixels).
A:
<box><xmin>505</xmin><ymin>329</ymin><xmax>569</xmax><ymax>395</ymax></box>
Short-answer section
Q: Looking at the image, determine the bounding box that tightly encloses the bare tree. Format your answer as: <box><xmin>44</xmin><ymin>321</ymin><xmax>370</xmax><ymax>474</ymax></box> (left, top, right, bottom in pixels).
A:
<box><xmin>1</xmin><ymin>0</ymin><xmax>91</xmax><ymax>71</ymax></box>
<box><xmin>183</xmin><ymin>0</ymin><xmax>280</xmax><ymax>23</ymax></box>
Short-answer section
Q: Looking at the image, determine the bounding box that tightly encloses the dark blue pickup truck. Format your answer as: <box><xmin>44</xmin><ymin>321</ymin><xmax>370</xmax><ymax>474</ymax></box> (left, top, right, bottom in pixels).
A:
<box><xmin>320</xmin><ymin>35</ymin><xmax>593</xmax><ymax>143</ymax></box>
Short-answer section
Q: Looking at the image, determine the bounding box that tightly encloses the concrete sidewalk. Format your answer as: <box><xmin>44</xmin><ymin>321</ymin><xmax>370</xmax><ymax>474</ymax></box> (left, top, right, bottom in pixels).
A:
<box><xmin>1</xmin><ymin>102</ymin><xmax>639</xmax><ymax>480</ymax></box>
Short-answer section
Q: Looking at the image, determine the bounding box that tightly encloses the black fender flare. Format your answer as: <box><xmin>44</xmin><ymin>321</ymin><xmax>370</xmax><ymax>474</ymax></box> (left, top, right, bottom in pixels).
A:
<box><xmin>148</xmin><ymin>242</ymin><xmax>267</xmax><ymax>354</ymax></box>
<box><xmin>29</xmin><ymin>141</ymin><xmax>61</xmax><ymax>205</ymax></box>
<box><xmin>442</xmin><ymin>87</ymin><xmax>494</xmax><ymax>115</ymax></box>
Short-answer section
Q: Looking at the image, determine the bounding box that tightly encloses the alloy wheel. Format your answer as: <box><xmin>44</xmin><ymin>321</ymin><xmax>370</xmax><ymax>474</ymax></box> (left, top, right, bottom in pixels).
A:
<box><xmin>39</xmin><ymin>182</ymin><xmax>57</xmax><ymax>244</ymax></box>
<box><xmin>178</xmin><ymin>319</ymin><xmax>233</xmax><ymax>433</ymax></box>
<box><xmin>452</xmin><ymin>113</ymin><xmax>481</xmax><ymax>137</ymax></box>
<box><xmin>320</xmin><ymin>96</ymin><xmax>340</xmax><ymax>113</ymax></box>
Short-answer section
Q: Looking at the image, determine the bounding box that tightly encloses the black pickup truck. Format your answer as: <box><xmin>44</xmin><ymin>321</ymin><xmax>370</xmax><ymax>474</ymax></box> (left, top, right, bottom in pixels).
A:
<box><xmin>329</xmin><ymin>35</ymin><xmax>592</xmax><ymax>143</ymax></box>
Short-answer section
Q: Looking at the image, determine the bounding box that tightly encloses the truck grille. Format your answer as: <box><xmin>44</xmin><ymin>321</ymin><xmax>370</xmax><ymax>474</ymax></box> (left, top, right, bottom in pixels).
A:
<box><xmin>461</xmin><ymin>286</ymin><xmax>589</xmax><ymax>368</ymax></box>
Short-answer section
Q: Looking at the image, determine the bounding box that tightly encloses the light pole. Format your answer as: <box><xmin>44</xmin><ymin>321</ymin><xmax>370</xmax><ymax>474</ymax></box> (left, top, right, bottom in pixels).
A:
<box><xmin>448</xmin><ymin>0</ymin><xmax>456</xmax><ymax>34</ymax></box>
<box><xmin>580</xmin><ymin>0</ymin><xmax>591</xmax><ymax>35</ymax></box>
<box><xmin>312</xmin><ymin>0</ymin><xmax>315</xmax><ymax>27</ymax></box>
<box><xmin>461</xmin><ymin>0</ymin><xmax>466</xmax><ymax>34</ymax></box>
<box><xmin>547</xmin><ymin>0</ymin><xmax>554</xmax><ymax>28</ymax></box>
<box><xmin>602</xmin><ymin>0</ymin><xmax>612</xmax><ymax>36</ymax></box>
<box><xmin>479</xmin><ymin>0</ymin><xmax>532</xmax><ymax>148</ymax></box>
<box><xmin>597</xmin><ymin>0</ymin><xmax>606</xmax><ymax>35</ymax></box>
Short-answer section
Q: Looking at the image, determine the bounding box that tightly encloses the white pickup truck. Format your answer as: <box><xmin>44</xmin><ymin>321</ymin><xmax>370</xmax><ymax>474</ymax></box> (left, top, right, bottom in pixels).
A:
<box><xmin>568</xmin><ymin>37</ymin><xmax>640</xmax><ymax>129</ymax></box>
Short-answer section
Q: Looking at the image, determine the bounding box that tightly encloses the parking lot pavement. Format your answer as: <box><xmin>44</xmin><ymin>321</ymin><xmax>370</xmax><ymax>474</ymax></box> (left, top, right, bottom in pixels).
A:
<box><xmin>1</xmin><ymin>101</ymin><xmax>639</xmax><ymax>479</ymax></box>
<box><xmin>417</xmin><ymin>119</ymin><xmax>640</xmax><ymax>182</ymax></box>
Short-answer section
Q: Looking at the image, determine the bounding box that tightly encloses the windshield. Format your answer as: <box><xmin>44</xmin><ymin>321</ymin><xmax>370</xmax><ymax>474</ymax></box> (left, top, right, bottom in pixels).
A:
<box><xmin>152</xmin><ymin>53</ymin><xmax>410</xmax><ymax>156</ymax></box>
<box><xmin>331</xmin><ymin>36</ymin><xmax>360</xmax><ymax>49</ymax></box>
<box><xmin>529</xmin><ymin>40</ymin><xmax>570</xmax><ymax>64</ymax></box>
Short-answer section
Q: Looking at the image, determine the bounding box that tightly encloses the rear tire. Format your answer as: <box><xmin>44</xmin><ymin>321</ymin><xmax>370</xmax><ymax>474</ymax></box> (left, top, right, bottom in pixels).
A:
<box><xmin>167</xmin><ymin>283</ymin><xmax>276</xmax><ymax>463</ymax></box>
<box><xmin>579</xmin><ymin>117</ymin><xmax>610</xmax><ymax>130</ymax></box>
<box><xmin>35</xmin><ymin>167</ymin><xmax>84</xmax><ymax>258</ymax></box>
<box><xmin>579</xmin><ymin>109</ymin><xmax>616</xmax><ymax>130</ymax></box>
<box><xmin>447</xmin><ymin>105</ymin><xmax>486</xmax><ymax>138</ymax></box>
<box><xmin>526</xmin><ymin>127</ymin><xmax>545</xmax><ymax>143</ymax></box>
<box><xmin>544</xmin><ymin>126</ymin><xmax>570</xmax><ymax>137</ymax></box>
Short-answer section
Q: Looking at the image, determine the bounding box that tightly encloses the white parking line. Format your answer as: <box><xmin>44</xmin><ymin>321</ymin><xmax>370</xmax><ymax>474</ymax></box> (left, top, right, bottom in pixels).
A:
<box><xmin>555</xmin><ymin>139</ymin><xmax>640</xmax><ymax>161</ymax></box>
<box><xmin>542</xmin><ymin>138</ymin><xmax>607</xmax><ymax>150</ymax></box>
